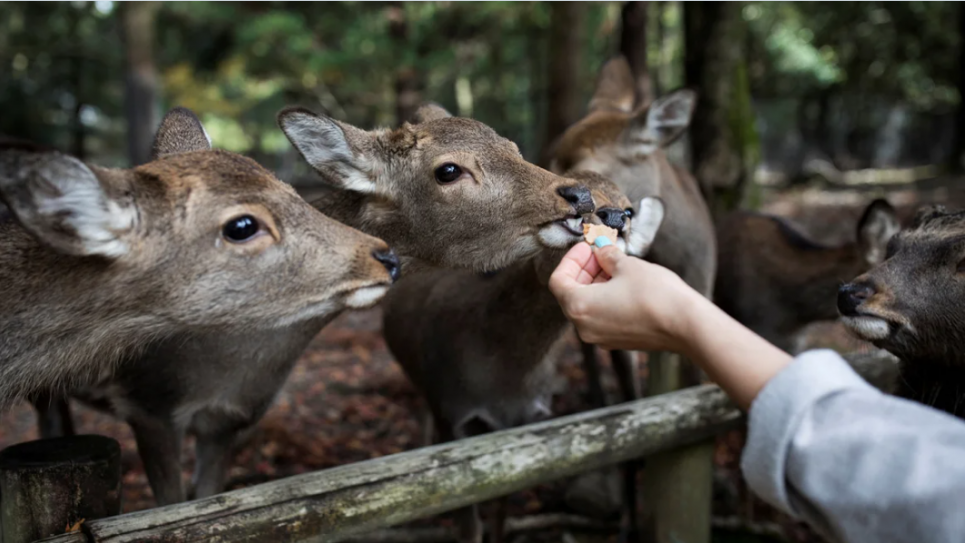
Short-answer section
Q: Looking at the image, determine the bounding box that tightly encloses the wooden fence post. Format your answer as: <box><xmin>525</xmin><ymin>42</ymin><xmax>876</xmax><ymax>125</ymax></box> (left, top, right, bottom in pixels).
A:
<box><xmin>0</xmin><ymin>435</ymin><xmax>121</xmax><ymax>543</ymax></box>
<box><xmin>642</xmin><ymin>351</ymin><xmax>715</xmax><ymax>543</ymax></box>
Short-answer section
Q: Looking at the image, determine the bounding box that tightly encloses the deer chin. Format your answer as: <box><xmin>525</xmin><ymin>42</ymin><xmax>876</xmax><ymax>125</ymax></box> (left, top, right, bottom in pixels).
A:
<box><xmin>841</xmin><ymin>315</ymin><xmax>892</xmax><ymax>341</ymax></box>
<box><xmin>537</xmin><ymin>216</ymin><xmax>584</xmax><ymax>249</ymax></box>
<box><xmin>344</xmin><ymin>285</ymin><xmax>390</xmax><ymax>309</ymax></box>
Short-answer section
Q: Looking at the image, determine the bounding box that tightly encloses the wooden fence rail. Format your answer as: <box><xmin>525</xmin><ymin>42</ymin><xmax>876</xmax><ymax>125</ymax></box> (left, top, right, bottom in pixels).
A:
<box><xmin>34</xmin><ymin>351</ymin><xmax>898</xmax><ymax>543</ymax></box>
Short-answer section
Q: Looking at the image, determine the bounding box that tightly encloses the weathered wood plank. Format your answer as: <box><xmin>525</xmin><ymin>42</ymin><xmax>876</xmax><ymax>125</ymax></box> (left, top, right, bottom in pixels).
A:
<box><xmin>87</xmin><ymin>385</ymin><xmax>742</xmax><ymax>543</ymax></box>
<box><xmin>642</xmin><ymin>351</ymin><xmax>714</xmax><ymax>543</ymax></box>
<box><xmin>54</xmin><ymin>350</ymin><xmax>894</xmax><ymax>543</ymax></box>
<box><xmin>34</xmin><ymin>533</ymin><xmax>88</xmax><ymax>543</ymax></box>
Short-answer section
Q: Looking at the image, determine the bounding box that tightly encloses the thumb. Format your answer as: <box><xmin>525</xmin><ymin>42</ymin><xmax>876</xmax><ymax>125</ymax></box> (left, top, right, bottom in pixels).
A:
<box><xmin>593</xmin><ymin>245</ymin><xmax>627</xmax><ymax>276</ymax></box>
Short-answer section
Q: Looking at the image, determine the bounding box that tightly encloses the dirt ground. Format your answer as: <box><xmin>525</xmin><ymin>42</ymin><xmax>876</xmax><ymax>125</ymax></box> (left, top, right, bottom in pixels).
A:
<box><xmin>1</xmin><ymin>177</ymin><xmax>958</xmax><ymax>542</ymax></box>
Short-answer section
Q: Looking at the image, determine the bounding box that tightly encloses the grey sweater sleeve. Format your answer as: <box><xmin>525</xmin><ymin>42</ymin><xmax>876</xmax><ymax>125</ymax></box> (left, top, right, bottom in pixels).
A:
<box><xmin>742</xmin><ymin>349</ymin><xmax>965</xmax><ymax>543</ymax></box>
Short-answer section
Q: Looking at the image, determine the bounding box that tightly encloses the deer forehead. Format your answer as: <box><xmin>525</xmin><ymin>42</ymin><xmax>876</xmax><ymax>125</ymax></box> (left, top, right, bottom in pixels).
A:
<box><xmin>412</xmin><ymin>118</ymin><xmax>520</xmax><ymax>158</ymax></box>
<box><xmin>135</xmin><ymin>150</ymin><xmax>296</xmax><ymax>206</ymax></box>
<box><xmin>555</xmin><ymin>111</ymin><xmax>629</xmax><ymax>163</ymax></box>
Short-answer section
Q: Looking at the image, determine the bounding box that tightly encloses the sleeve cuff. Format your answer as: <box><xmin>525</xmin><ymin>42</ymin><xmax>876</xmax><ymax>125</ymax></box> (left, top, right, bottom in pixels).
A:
<box><xmin>740</xmin><ymin>349</ymin><xmax>877</xmax><ymax>514</ymax></box>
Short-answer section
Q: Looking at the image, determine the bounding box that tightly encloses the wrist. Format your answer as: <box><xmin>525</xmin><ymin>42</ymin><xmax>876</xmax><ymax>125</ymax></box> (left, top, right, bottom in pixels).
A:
<box><xmin>664</xmin><ymin>286</ymin><xmax>711</xmax><ymax>357</ymax></box>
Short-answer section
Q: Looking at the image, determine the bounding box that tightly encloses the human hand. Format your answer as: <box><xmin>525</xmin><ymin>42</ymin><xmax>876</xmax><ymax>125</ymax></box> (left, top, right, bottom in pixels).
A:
<box><xmin>548</xmin><ymin>243</ymin><xmax>703</xmax><ymax>354</ymax></box>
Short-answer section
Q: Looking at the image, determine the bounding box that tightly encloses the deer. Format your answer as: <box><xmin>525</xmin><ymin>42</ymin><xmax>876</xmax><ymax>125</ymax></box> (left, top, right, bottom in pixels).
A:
<box><xmin>715</xmin><ymin>199</ymin><xmax>899</xmax><ymax>353</ymax></box>
<box><xmin>382</xmin><ymin>170</ymin><xmax>665</xmax><ymax>543</ymax></box>
<box><xmin>548</xmin><ymin>56</ymin><xmax>715</xmax><ymax>404</ymax></box>
<box><xmin>36</xmin><ymin>103</ymin><xmax>601</xmax><ymax>506</ymax></box>
<box><xmin>0</xmin><ymin>108</ymin><xmax>397</xmax><ymax>411</ymax></box>
<box><xmin>545</xmin><ymin>56</ymin><xmax>716</xmax><ymax>538</ymax></box>
<box><xmin>838</xmin><ymin>204</ymin><xmax>965</xmax><ymax>418</ymax></box>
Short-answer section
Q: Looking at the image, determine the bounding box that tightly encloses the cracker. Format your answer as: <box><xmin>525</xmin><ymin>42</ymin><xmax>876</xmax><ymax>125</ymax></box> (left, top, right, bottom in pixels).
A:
<box><xmin>583</xmin><ymin>223</ymin><xmax>618</xmax><ymax>246</ymax></box>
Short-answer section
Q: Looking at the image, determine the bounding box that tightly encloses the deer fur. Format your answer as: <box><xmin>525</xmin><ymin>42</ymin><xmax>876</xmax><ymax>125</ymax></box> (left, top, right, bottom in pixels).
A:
<box><xmin>838</xmin><ymin>205</ymin><xmax>965</xmax><ymax>417</ymax></box>
<box><xmin>0</xmin><ymin>108</ymin><xmax>395</xmax><ymax>409</ymax></box>
<box><xmin>716</xmin><ymin>199</ymin><xmax>899</xmax><ymax>352</ymax></box>
<box><xmin>547</xmin><ymin>56</ymin><xmax>715</xmax><ymax>406</ymax></box>
<box><xmin>382</xmin><ymin>171</ymin><xmax>665</xmax><ymax>543</ymax></box>
<box><xmin>544</xmin><ymin>56</ymin><xmax>716</xmax><ymax>537</ymax></box>
<box><xmin>38</xmin><ymin>104</ymin><xmax>600</xmax><ymax>506</ymax></box>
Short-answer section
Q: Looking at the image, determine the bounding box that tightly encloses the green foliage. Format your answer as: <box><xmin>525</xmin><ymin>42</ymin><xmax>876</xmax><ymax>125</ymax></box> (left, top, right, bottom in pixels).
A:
<box><xmin>0</xmin><ymin>1</ymin><xmax>961</xmax><ymax>167</ymax></box>
<box><xmin>744</xmin><ymin>1</ymin><xmax>959</xmax><ymax>111</ymax></box>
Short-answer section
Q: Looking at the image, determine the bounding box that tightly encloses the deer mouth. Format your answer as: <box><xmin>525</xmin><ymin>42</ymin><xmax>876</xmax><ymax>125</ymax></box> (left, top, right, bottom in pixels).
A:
<box><xmin>560</xmin><ymin>215</ymin><xmax>585</xmax><ymax>236</ymax></box>
<box><xmin>840</xmin><ymin>315</ymin><xmax>893</xmax><ymax>341</ymax></box>
<box><xmin>345</xmin><ymin>285</ymin><xmax>390</xmax><ymax>309</ymax></box>
<box><xmin>537</xmin><ymin>215</ymin><xmax>585</xmax><ymax>248</ymax></box>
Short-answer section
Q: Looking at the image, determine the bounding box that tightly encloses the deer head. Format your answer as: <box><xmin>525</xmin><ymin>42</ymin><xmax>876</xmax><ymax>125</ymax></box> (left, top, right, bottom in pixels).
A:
<box><xmin>278</xmin><ymin>104</ymin><xmax>596</xmax><ymax>273</ymax></box>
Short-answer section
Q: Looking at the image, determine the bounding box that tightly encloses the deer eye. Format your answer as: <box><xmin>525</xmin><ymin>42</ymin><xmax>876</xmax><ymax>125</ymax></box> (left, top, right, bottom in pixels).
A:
<box><xmin>624</xmin><ymin>208</ymin><xmax>634</xmax><ymax>219</ymax></box>
<box><xmin>434</xmin><ymin>163</ymin><xmax>463</xmax><ymax>184</ymax></box>
<box><xmin>222</xmin><ymin>215</ymin><xmax>261</xmax><ymax>243</ymax></box>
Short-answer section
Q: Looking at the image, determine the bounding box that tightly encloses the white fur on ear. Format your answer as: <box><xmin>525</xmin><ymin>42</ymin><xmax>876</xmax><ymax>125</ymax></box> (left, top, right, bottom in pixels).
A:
<box><xmin>1</xmin><ymin>153</ymin><xmax>135</xmax><ymax>257</ymax></box>
<box><xmin>625</xmin><ymin>90</ymin><xmax>697</xmax><ymax>156</ymax></box>
<box><xmin>858</xmin><ymin>200</ymin><xmax>900</xmax><ymax>265</ymax></box>
<box><xmin>278</xmin><ymin>109</ymin><xmax>376</xmax><ymax>194</ymax></box>
<box><xmin>626</xmin><ymin>197</ymin><xmax>665</xmax><ymax>257</ymax></box>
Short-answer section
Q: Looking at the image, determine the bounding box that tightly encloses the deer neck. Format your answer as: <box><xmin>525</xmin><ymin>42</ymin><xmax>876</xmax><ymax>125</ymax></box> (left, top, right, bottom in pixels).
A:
<box><xmin>476</xmin><ymin>249</ymin><xmax>572</xmax><ymax>363</ymax></box>
<box><xmin>895</xmin><ymin>359</ymin><xmax>965</xmax><ymax>420</ymax></box>
<box><xmin>309</xmin><ymin>189</ymin><xmax>411</xmax><ymax>255</ymax></box>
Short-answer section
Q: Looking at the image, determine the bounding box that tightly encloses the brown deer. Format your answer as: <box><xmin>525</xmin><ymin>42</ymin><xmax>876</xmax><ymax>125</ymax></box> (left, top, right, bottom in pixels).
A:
<box><xmin>37</xmin><ymin>104</ymin><xmax>600</xmax><ymax>506</ymax></box>
<box><xmin>382</xmin><ymin>171</ymin><xmax>665</xmax><ymax>543</ymax></box>
<box><xmin>548</xmin><ymin>56</ymin><xmax>715</xmax><ymax>404</ymax></box>
<box><xmin>716</xmin><ymin>199</ymin><xmax>899</xmax><ymax>352</ymax></box>
<box><xmin>838</xmin><ymin>205</ymin><xmax>965</xmax><ymax>417</ymax></box>
<box><xmin>0</xmin><ymin>108</ymin><xmax>397</xmax><ymax>409</ymax></box>
<box><xmin>546</xmin><ymin>56</ymin><xmax>715</xmax><ymax>542</ymax></box>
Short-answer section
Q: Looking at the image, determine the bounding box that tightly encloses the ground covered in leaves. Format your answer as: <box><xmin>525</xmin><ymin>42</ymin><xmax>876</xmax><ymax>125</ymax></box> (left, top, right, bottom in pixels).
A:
<box><xmin>3</xmin><ymin>180</ymin><xmax>956</xmax><ymax>542</ymax></box>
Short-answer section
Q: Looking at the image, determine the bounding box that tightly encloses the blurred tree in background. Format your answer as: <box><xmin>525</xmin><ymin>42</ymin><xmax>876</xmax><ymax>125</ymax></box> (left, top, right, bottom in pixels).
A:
<box><xmin>1</xmin><ymin>1</ymin><xmax>963</xmax><ymax>190</ymax></box>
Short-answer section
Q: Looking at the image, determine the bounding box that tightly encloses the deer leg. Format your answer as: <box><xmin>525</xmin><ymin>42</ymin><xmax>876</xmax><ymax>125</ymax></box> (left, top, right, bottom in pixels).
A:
<box><xmin>611</xmin><ymin>350</ymin><xmax>641</xmax><ymax>402</ymax></box>
<box><xmin>32</xmin><ymin>392</ymin><xmax>76</xmax><ymax>439</ymax></box>
<box><xmin>612</xmin><ymin>349</ymin><xmax>642</xmax><ymax>543</ymax></box>
<box><xmin>581</xmin><ymin>340</ymin><xmax>607</xmax><ymax>408</ymax></box>
<box><xmin>487</xmin><ymin>496</ymin><xmax>508</xmax><ymax>543</ymax></box>
<box><xmin>453</xmin><ymin>504</ymin><xmax>484</xmax><ymax>543</ymax></box>
<box><xmin>420</xmin><ymin>407</ymin><xmax>436</xmax><ymax>447</ymax></box>
<box><xmin>191</xmin><ymin>410</ymin><xmax>253</xmax><ymax>499</ymax></box>
<box><xmin>129</xmin><ymin>416</ymin><xmax>186</xmax><ymax>505</ymax></box>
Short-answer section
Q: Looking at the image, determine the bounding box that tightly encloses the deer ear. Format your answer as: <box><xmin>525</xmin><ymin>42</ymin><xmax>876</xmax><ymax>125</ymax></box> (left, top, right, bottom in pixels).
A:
<box><xmin>857</xmin><ymin>199</ymin><xmax>899</xmax><ymax>265</ymax></box>
<box><xmin>410</xmin><ymin>103</ymin><xmax>453</xmax><ymax>124</ymax></box>
<box><xmin>151</xmin><ymin>107</ymin><xmax>212</xmax><ymax>159</ymax></box>
<box><xmin>911</xmin><ymin>204</ymin><xmax>945</xmax><ymax>229</ymax></box>
<box><xmin>626</xmin><ymin>197</ymin><xmax>665</xmax><ymax>257</ymax></box>
<box><xmin>588</xmin><ymin>56</ymin><xmax>635</xmax><ymax>113</ymax></box>
<box><xmin>624</xmin><ymin>89</ymin><xmax>696</xmax><ymax>155</ymax></box>
<box><xmin>0</xmin><ymin>150</ymin><xmax>135</xmax><ymax>258</ymax></box>
<box><xmin>277</xmin><ymin>107</ymin><xmax>377</xmax><ymax>194</ymax></box>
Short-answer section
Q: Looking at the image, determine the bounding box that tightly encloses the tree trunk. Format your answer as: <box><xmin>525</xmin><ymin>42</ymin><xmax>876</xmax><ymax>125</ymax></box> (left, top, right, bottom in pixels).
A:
<box><xmin>0</xmin><ymin>436</ymin><xmax>121</xmax><ymax>543</ymax></box>
<box><xmin>69</xmin><ymin>4</ymin><xmax>86</xmax><ymax>160</ymax></box>
<box><xmin>619</xmin><ymin>2</ymin><xmax>652</xmax><ymax>108</ymax></box>
<box><xmin>543</xmin><ymin>2</ymin><xmax>586</xmax><ymax>158</ymax></box>
<box><xmin>950</xmin><ymin>4</ymin><xmax>965</xmax><ymax>173</ymax></box>
<box><xmin>120</xmin><ymin>1</ymin><xmax>160</xmax><ymax>167</ymax></box>
<box><xmin>684</xmin><ymin>2</ymin><xmax>751</xmax><ymax>218</ymax></box>
<box><xmin>388</xmin><ymin>2</ymin><xmax>421</xmax><ymax>126</ymax></box>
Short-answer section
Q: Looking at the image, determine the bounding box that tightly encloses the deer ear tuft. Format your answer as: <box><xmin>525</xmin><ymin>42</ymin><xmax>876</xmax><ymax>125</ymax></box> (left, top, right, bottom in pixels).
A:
<box><xmin>0</xmin><ymin>150</ymin><xmax>135</xmax><ymax>258</ymax></box>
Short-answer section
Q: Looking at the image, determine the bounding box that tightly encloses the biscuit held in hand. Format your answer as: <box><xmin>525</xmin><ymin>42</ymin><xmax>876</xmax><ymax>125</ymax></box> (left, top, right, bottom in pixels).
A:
<box><xmin>583</xmin><ymin>223</ymin><xmax>618</xmax><ymax>246</ymax></box>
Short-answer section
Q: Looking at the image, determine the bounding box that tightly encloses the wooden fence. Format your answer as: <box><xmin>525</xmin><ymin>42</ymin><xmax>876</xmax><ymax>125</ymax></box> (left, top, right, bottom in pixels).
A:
<box><xmin>21</xmin><ymin>351</ymin><xmax>896</xmax><ymax>543</ymax></box>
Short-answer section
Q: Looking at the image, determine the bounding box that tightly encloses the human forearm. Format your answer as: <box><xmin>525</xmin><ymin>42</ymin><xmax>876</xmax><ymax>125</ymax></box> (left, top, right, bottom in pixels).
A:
<box><xmin>677</xmin><ymin>294</ymin><xmax>793</xmax><ymax>410</ymax></box>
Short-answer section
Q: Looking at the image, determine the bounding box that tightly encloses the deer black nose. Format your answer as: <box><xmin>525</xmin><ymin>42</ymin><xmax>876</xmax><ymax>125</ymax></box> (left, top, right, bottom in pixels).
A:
<box><xmin>837</xmin><ymin>282</ymin><xmax>874</xmax><ymax>316</ymax></box>
<box><xmin>596</xmin><ymin>207</ymin><xmax>627</xmax><ymax>230</ymax></box>
<box><xmin>373</xmin><ymin>248</ymin><xmax>401</xmax><ymax>282</ymax></box>
<box><xmin>558</xmin><ymin>184</ymin><xmax>594</xmax><ymax>215</ymax></box>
